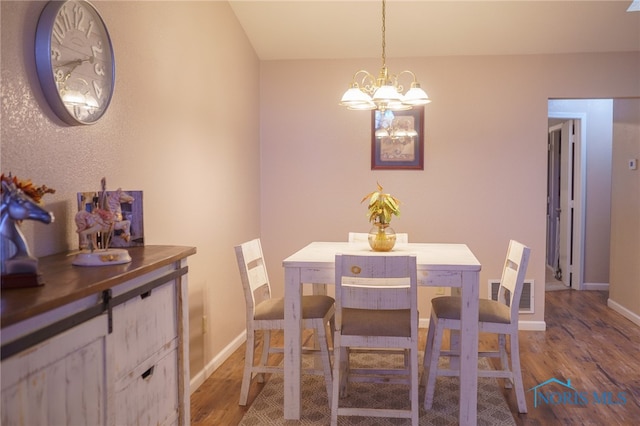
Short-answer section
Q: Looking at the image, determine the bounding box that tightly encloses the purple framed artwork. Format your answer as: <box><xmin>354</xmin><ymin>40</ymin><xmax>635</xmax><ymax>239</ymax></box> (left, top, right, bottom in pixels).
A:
<box><xmin>371</xmin><ymin>107</ymin><xmax>424</xmax><ymax>170</ymax></box>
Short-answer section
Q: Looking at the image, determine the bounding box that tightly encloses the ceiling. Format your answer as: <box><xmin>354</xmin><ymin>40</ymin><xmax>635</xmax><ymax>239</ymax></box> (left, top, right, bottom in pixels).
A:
<box><xmin>229</xmin><ymin>1</ymin><xmax>640</xmax><ymax>61</ymax></box>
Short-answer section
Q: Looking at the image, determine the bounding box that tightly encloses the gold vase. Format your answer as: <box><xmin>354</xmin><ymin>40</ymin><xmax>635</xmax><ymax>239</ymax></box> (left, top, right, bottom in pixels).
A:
<box><xmin>368</xmin><ymin>223</ymin><xmax>397</xmax><ymax>252</ymax></box>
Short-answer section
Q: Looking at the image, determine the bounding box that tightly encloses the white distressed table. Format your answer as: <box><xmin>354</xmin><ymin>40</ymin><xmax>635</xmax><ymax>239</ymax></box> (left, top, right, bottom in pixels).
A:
<box><xmin>283</xmin><ymin>241</ymin><xmax>482</xmax><ymax>425</ymax></box>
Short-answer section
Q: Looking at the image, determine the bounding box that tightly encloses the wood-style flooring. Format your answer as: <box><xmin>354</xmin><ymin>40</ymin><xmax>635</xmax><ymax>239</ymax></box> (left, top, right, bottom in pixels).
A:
<box><xmin>190</xmin><ymin>290</ymin><xmax>640</xmax><ymax>425</ymax></box>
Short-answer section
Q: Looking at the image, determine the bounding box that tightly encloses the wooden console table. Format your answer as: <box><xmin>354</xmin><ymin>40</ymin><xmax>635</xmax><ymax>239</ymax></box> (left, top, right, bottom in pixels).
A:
<box><xmin>1</xmin><ymin>245</ymin><xmax>196</xmax><ymax>426</ymax></box>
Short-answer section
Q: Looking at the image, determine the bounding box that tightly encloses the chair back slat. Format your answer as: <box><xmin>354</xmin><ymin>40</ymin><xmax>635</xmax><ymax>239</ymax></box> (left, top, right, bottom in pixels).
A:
<box><xmin>247</xmin><ymin>259</ymin><xmax>268</xmax><ymax>292</ymax></box>
<box><xmin>497</xmin><ymin>240</ymin><xmax>531</xmax><ymax>318</ymax></box>
<box><xmin>235</xmin><ymin>238</ymin><xmax>272</xmax><ymax>314</ymax></box>
<box><xmin>341</xmin><ymin>276</ymin><xmax>411</xmax><ymax>310</ymax></box>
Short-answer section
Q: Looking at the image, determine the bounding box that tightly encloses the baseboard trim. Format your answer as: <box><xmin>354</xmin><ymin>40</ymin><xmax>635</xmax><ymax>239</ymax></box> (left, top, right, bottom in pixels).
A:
<box><xmin>607</xmin><ymin>298</ymin><xmax>640</xmax><ymax>327</ymax></box>
<box><xmin>518</xmin><ymin>320</ymin><xmax>547</xmax><ymax>331</ymax></box>
<box><xmin>190</xmin><ymin>330</ymin><xmax>246</xmax><ymax>394</ymax></box>
<box><xmin>583</xmin><ymin>282</ymin><xmax>609</xmax><ymax>291</ymax></box>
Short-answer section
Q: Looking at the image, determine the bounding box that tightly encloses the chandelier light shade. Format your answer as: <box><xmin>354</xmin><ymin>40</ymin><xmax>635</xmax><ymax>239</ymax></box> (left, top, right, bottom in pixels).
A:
<box><xmin>340</xmin><ymin>0</ymin><xmax>431</xmax><ymax>111</ymax></box>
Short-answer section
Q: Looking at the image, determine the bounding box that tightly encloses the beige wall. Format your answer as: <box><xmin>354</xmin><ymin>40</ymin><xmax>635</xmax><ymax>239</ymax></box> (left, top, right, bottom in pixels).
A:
<box><xmin>2</xmin><ymin>1</ymin><xmax>639</xmax><ymax>393</ymax></box>
<box><xmin>1</xmin><ymin>1</ymin><xmax>260</xmax><ymax>381</ymax></box>
<box><xmin>610</xmin><ymin>99</ymin><xmax>640</xmax><ymax>322</ymax></box>
<box><xmin>260</xmin><ymin>53</ymin><xmax>640</xmax><ymax>326</ymax></box>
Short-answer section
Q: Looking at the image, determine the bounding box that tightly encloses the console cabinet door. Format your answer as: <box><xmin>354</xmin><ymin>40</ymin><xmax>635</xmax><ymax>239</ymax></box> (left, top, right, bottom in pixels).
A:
<box><xmin>112</xmin><ymin>280</ymin><xmax>178</xmax><ymax>378</ymax></box>
<box><xmin>1</xmin><ymin>315</ymin><xmax>109</xmax><ymax>426</ymax></box>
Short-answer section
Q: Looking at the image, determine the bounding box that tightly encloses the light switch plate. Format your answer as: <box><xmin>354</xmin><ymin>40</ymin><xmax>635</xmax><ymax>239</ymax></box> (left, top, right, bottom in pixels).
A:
<box><xmin>629</xmin><ymin>159</ymin><xmax>638</xmax><ymax>170</ymax></box>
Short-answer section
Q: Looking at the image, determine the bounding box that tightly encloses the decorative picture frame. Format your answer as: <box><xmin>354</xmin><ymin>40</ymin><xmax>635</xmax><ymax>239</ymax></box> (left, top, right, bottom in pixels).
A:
<box><xmin>371</xmin><ymin>107</ymin><xmax>424</xmax><ymax>170</ymax></box>
<box><xmin>76</xmin><ymin>190</ymin><xmax>144</xmax><ymax>248</ymax></box>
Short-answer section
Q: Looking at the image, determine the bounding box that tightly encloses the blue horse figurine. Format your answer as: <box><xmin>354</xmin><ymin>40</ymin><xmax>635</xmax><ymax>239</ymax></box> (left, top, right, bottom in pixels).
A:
<box><xmin>1</xmin><ymin>180</ymin><xmax>54</xmax><ymax>277</ymax></box>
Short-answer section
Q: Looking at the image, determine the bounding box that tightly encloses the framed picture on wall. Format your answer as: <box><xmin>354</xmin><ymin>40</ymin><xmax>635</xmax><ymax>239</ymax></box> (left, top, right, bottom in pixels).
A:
<box><xmin>76</xmin><ymin>189</ymin><xmax>144</xmax><ymax>249</ymax></box>
<box><xmin>371</xmin><ymin>107</ymin><xmax>424</xmax><ymax>170</ymax></box>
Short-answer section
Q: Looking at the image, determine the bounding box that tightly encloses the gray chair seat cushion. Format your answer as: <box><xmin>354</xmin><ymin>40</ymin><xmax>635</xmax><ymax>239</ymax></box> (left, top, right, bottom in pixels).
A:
<box><xmin>432</xmin><ymin>296</ymin><xmax>511</xmax><ymax>324</ymax></box>
<box><xmin>341</xmin><ymin>308</ymin><xmax>412</xmax><ymax>337</ymax></box>
<box><xmin>254</xmin><ymin>295</ymin><xmax>334</xmax><ymax>321</ymax></box>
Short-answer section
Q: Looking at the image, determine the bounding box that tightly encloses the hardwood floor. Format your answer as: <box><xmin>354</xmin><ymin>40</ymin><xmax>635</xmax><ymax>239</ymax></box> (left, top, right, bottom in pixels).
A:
<box><xmin>190</xmin><ymin>290</ymin><xmax>640</xmax><ymax>425</ymax></box>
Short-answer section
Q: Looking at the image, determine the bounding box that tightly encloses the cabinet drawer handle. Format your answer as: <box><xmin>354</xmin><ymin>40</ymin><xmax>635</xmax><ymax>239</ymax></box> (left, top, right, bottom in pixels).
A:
<box><xmin>141</xmin><ymin>366</ymin><xmax>155</xmax><ymax>380</ymax></box>
<box><xmin>140</xmin><ymin>290</ymin><xmax>152</xmax><ymax>299</ymax></box>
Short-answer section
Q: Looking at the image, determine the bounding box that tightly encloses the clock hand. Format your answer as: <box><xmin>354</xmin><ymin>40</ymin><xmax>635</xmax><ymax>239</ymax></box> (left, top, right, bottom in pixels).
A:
<box><xmin>57</xmin><ymin>56</ymin><xmax>95</xmax><ymax>82</ymax></box>
<box><xmin>58</xmin><ymin>55</ymin><xmax>95</xmax><ymax>68</ymax></box>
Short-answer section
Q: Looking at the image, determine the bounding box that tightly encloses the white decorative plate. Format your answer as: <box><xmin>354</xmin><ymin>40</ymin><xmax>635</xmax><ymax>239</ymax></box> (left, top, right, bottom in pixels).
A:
<box><xmin>72</xmin><ymin>249</ymin><xmax>132</xmax><ymax>266</ymax></box>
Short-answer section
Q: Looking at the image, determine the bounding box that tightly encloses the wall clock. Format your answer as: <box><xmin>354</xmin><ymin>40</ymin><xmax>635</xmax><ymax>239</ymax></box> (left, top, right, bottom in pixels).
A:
<box><xmin>35</xmin><ymin>0</ymin><xmax>115</xmax><ymax>125</ymax></box>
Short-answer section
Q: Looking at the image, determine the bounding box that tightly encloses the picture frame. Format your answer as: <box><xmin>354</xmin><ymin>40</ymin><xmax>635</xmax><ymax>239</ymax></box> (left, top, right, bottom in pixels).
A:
<box><xmin>76</xmin><ymin>190</ymin><xmax>144</xmax><ymax>248</ymax></box>
<box><xmin>371</xmin><ymin>107</ymin><xmax>424</xmax><ymax>170</ymax></box>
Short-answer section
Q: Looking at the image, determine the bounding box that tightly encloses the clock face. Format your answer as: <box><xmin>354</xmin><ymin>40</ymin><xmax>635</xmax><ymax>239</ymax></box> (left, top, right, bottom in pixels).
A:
<box><xmin>35</xmin><ymin>0</ymin><xmax>115</xmax><ymax>125</ymax></box>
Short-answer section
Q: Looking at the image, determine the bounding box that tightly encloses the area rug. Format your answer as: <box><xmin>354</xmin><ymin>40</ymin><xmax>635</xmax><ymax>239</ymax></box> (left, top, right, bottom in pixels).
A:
<box><xmin>240</xmin><ymin>353</ymin><xmax>516</xmax><ymax>425</ymax></box>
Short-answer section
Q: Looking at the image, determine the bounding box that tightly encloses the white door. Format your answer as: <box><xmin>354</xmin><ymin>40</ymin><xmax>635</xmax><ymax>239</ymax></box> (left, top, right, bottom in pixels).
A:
<box><xmin>546</xmin><ymin>126</ymin><xmax>561</xmax><ymax>274</ymax></box>
<box><xmin>557</xmin><ymin>119</ymin><xmax>574</xmax><ymax>287</ymax></box>
<box><xmin>549</xmin><ymin>108</ymin><xmax>586</xmax><ymax>291</ymax></box>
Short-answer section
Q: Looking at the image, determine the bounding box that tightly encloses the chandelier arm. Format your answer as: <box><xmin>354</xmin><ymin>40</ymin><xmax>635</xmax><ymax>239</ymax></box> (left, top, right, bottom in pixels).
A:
<box><xmin>352</xmin><ymin>70</ymin><xmax>376</xmax><ymax>83</ymax></box>
<box><xmin>350</xmin><ymin>70</ymin><xmax>377</xmax><ymax>95</ymax></box>
<box><xmin>393</xmin><ymin>70</ymin><xmax>420</xmax><ymax>93</ymax></box>
<box><xmin>398</xmin><ymin>70</ymin><xmax>418</xmax><ymax>82</ymax></box>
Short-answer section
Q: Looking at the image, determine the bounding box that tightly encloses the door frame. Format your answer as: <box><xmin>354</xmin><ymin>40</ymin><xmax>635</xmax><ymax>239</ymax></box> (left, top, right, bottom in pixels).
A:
<box><xmin>546</xmin><ymin>124</ymin><xmax>563</xmax><ymax>279</ymax></box>
<box><xmin>548</xmin><ymin>112</ymin><xmax>586</xmax><ymax>290</ymax></box>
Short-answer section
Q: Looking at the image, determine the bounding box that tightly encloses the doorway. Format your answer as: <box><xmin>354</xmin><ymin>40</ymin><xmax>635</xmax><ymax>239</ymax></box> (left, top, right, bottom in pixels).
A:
<box><xmin>547</xmin><ymin>99</ymin><xmax>615</xmax><ymax>292</ymax></box>
<box><xmin>546</xmin><ymin>116</ymin><xmax>583</xmax><ymax>290</ymax></box>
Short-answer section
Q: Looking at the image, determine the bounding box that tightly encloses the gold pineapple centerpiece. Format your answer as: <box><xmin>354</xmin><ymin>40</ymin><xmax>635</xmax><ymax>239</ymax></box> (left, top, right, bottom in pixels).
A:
<box><xmin>361</xmin><ymin>183</ymin><xmax>400</xmax><ymax>251</ymax></box>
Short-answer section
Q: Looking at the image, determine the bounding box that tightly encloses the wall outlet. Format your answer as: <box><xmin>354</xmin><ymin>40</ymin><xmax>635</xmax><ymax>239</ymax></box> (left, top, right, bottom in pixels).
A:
<box><xmin>435</xmin><ymin>287</ymin><xmax>445</xmax><ymax>295</ymax></box>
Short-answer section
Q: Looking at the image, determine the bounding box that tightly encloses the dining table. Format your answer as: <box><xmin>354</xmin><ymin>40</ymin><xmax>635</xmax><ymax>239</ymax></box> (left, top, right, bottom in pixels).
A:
<box><xmin>282</xmin><ymin>241</ymin><xmax>482</xmax><ymax>425</ymax></box>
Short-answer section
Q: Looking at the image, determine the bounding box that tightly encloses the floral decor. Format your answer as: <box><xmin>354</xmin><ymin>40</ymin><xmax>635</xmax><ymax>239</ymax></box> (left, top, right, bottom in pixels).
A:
<box><xmin>360</xmin><ymin>182</ymin><xmax>400</xmax><ymax>225</ymax></box>
<box><xmin>1</xmin><ymin>173</ymin><xmax>56</xmax><ymax>203</ymax></box>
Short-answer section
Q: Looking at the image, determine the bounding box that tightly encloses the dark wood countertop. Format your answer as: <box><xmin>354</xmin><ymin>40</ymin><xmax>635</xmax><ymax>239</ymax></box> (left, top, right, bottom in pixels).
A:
<box><xmin>1</xmin><ymin>245</ymin><xmax>196</xmax><ymax>328</ymax></box>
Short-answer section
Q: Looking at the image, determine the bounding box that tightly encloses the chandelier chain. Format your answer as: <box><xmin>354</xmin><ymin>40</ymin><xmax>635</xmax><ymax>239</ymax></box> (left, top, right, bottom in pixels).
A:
<box><xmin>381</xmin><ymin>0</ymin><xmax>386</xmax><ymax>69</ymax></box>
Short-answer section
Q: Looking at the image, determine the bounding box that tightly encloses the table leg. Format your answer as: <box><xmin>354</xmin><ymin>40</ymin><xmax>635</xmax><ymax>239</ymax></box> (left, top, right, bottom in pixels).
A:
<box><xmin>458</xmin><ymin>270</ymin><xmax>479</xmax><ymax>426</ymax></box>
<box><xmin>449</xmin><ymin>287</ymin><xmax>461</xmax><ymax>371</ymax></box>
<box><xmin>310</xmin><ymin>284</ymin><xmax>327</xmax><ymax>369</ymax></box>
<box><xmin>284</xmin><ymin>267</ymin><xmax>303</xmax><ymax>420</ymax></box>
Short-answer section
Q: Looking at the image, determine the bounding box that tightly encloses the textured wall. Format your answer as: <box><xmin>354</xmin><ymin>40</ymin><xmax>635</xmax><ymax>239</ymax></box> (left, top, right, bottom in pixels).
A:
<box><xmin>1</xmin><ymin>1</ymin><xmax>261</xmax><ymax>380</ymax></box>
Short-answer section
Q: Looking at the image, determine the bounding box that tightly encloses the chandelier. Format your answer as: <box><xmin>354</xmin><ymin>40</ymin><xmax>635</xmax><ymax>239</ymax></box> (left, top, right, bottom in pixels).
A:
<box><xmin>339</xmin><ymin>0</ymin><xmax>431</xmax><ymax>111</ymax></box>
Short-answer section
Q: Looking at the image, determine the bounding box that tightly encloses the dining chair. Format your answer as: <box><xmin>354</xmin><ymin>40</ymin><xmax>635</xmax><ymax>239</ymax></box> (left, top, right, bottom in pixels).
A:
<box><xmin>348</xmin><ymin>231</ymin><xmax>411</xmax><ymax>362</ymax></box>
<box><xmin>348</xmin><ymin>232</ymin><xmax>409</xmax><ymax>243</ymax></box>
<box><xmin>234</xmin><ymin>238</ymin><xmax>334</xmax><ymax>406</ymax></box>
<box><xmin>422</xmin><ymin>239</ymin><xmax>531</xmax><ymax>413</ymax></box>
<box><xmin>331</xmin><ymin>254</ymin><xmax>419</xmax><ymax>426</ymax></box>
